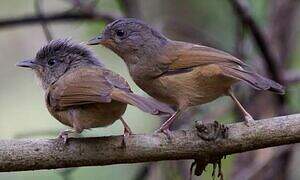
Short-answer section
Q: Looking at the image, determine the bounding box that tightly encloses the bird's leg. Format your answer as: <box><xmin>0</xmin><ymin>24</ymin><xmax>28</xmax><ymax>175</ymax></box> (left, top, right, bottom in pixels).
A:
<box><xmin>228</xmin><ymin>90</ymin><xmax>255</xmax><ymax>126</ymax></box>
<box><xmin>57</xmin><ymin>129</ymin><xmax>77</xmax><ymax>144</ymax></box>
<box><xmin>120</xmin><ymin>117</ymin><xmax>133</xmax><ymax>146</ymax></box>
<box><xmin>120</xmin><ymin>117</ymin><xmax>133</xmax><ymax>136</ymax></box>
<box><xmin>155</xmin><ymin>110</ymin><xmax>182</xmax><ymax>137</ymax></box>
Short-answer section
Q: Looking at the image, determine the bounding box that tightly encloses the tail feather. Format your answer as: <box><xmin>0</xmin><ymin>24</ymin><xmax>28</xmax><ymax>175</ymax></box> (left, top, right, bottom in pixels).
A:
<box><xmin>111</xmin><ymin>89</ymin><xmax>175</xmax><ymax>117</ymax></box>
<box><xmin>222</xmin><ymin>66</ymin><xmax>285</xmax><ymax>94</ymax></box>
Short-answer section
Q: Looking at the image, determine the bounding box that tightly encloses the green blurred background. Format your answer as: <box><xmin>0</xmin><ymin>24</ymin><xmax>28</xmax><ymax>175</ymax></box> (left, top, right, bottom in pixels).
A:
<box><xmin>0</xmin><ymin>0</ymin><xmax>299</xmax><ymax>180</ymax></box>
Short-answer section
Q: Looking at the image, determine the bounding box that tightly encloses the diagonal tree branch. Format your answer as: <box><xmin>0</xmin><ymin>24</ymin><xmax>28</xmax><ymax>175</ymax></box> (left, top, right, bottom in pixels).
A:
<box><xmin>0</xmin><ymin>114</ymin><xmax>299</xmax><ymax>172</ymax></box>
<box><xmin>35</xmin><ymin>0</ymin><xmax>53</xmax><ymax>42</ymax></box>
<box><xmin>228</xmin><ymin>0</ymin><xmax>283</xmax><ymax>84</ymax></box>
<box><xmin>0</xmin><ymin>11</ymin><xmax>120</xmax><ymax>28</ymax></box>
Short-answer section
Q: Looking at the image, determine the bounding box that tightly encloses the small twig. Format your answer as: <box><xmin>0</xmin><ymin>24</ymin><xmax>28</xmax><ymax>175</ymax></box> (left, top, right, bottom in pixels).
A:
<box><xmin>0</xmin><ymin>11</ymin><xmax>121</xmax><ymax>29</ymax></box>
<box><xmin>35</xmin><ymin>0</ymin><xmax>53</xmax><ymax>42</ymax></box>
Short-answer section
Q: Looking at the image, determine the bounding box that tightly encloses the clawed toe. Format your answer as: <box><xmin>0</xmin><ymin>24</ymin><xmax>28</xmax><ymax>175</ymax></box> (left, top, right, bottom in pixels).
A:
<box><xmin>195</xmin><ymin>121</ymin><xmax>228</xmax><ymax>141</ymax></box>
<box><xmin>122</xmin><ymin>129</ymin><xmax>133</xmax><ymax>147</ymax></box>
<box><xmin>244</xmin><ymin>116</ymin><xmax>255</xmax><ymax>126</ymax></box>
<box><xmin>57</xmin><ymin>132</ymin><xmax>69</xmax><ymax>144</ymax></box>
<box><xmin>155</xmin><ymin>128</ymin><xmax>172</xmax><ymax>139</ymax></box>
<box><xmin>57</xmin><ymin>129</ymin><xmax>76</xmax><ymax>144</ymax></box>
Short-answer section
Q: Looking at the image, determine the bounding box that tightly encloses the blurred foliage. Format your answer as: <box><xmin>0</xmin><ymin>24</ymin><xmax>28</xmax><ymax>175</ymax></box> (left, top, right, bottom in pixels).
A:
<box><xmin>0</xmin><ymin>0</ymin><xmax>299</xmax><ymax>180</ymax></box>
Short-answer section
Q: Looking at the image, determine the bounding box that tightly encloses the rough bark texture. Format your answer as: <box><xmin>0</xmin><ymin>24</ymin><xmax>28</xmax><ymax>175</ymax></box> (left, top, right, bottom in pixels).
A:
<box><xmin>0</xmin><ymin>114</ymin><xmax>299</xmax><ymax>172</ymax></box>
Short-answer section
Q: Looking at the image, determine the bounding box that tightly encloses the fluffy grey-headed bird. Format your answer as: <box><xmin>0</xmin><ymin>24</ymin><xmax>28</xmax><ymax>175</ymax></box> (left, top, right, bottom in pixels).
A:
<box><xmin>17</xmin><ymin>39</ymin><xmax>174</xmax><ymax>142</ymax></box>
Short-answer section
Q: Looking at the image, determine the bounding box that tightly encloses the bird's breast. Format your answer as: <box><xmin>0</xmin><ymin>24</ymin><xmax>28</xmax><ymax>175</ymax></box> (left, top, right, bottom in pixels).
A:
<box><xmin>47</xmin><ymin>101</ymin><xmax>127</xmax><ymax>132</ymax></box>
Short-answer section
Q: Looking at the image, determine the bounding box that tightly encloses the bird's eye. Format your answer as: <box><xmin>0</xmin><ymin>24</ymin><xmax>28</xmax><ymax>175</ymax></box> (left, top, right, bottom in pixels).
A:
<box><xmin>47</xmin><ymin>59</ymin><xmax>56</xmax><ymax>66</ymax></box>
<box><xmin>116</xmin><ymin>29</ymin><xmax>125</xmax><ymax>37</ymax></box>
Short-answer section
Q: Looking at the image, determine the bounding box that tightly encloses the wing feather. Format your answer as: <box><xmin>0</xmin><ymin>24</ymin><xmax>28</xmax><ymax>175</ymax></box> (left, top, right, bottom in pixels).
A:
<box><xmin>47</xmin><ymin>67</ymin><xmax>114</xmax><ymax>110</ymax></box>
<box><xmin>164</xmin><ymin>41</ymin><xmax>248</xmax><ymax>71</ymax></box>
<box><xmin>160</xmin><ymin>41</ymin><xmax>284</xmax><ymax>94</ymax></box>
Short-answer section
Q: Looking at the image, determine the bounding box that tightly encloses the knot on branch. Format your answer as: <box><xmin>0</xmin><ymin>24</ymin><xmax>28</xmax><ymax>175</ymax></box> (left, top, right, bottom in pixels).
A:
<box><xmin>195</xmin><ymin>121</ymin><xmax>228</xmax><ymax>141</ymax></box>
<box><xmin>190</xmin><ymin>121</ymin><xmax>228</xmax><ymax>179</ymax></box>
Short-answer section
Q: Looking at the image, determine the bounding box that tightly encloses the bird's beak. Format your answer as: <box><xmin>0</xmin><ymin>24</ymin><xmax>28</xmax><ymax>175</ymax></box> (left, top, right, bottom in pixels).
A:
<box><xmin>87</xmin><ymin>35</ymin><xmax>103</xmax><ymax>45</ymax></box>
<box><xmin>16</xmin><ymin>59</ymin><xmax>37</xmax><ymax>69</ymax></box>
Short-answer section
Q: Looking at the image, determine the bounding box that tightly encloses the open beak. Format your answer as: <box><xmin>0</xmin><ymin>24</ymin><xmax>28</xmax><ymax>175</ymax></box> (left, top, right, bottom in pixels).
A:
<box><xmin>16</xmin><ymin>59</ymin><xmax>37</xmax><ymax>69</ymax></box>
<box><xmin>87</xmin><ymin>35</ymin><xmax>103</xmax><ymax>45</ymax></box>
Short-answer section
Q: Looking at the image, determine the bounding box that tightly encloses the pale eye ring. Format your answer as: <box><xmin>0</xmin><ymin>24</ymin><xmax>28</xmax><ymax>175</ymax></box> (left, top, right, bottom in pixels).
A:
<box><xmin>116</xmin><ymin>29</ymin><xmax>125</xmax><ymax>37</ymax></box>
<box><xmin>47</xmin><ymin>59</ymin><xmax>56</xmax><ymax>66</ymax></box>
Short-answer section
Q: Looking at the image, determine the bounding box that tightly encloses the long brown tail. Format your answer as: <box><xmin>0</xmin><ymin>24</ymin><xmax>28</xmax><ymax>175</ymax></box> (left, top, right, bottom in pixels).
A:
<box><xmin>111</xmin><ymin>89</ymin><xmax>175</xmax><ymax>117</ymax></box>
<box><xmin>222</xmin><ymin>66</ymin><xmax>285</xmax><ymax>94</ymax></box>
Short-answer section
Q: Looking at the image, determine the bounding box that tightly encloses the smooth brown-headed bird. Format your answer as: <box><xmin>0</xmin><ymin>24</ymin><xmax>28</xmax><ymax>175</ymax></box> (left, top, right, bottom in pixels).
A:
<box><xmin>88</xmin><ymin>18</ymin><xmax>285</xmax><ymax>134</ymax></box>
<box><xmin>17</xmin><ymin>39</ymin><xmax>173</xmax><ymax>142</ymax></box>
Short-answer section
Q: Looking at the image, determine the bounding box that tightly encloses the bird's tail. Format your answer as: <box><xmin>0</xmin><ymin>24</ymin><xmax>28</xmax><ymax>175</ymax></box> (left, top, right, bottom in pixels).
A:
<box><xmin>111</xmin><ymin>89</ymin><xmax>175</xmax><ymax>117</ymax></box>
<box><xmin>222</xmin><ymin>66</ymin><xmax>285</xmax><ymax>94</ymax></box>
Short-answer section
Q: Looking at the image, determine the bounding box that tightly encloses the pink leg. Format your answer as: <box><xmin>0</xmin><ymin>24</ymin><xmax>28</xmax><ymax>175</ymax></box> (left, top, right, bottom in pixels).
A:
<box><xmin>120</xmin><ymin>117</ymin><xmax>132</xmax><ymax>146</ymax></box>
<box><xmin>120</xmin><ymin>117</ymin><xmax>133</xmax><ymax>136</ymax></box>
<box><xmin>58</xmin><ymin>129</ymin><xmax>76</xmax><ymax>144</ymax></box>
<box><xmin>228</xmin><ymin>90</ymin><xmax>255</xmax><ymax>126</ymax></box>
<box><xmin>155</xmin><ymin>110</ymin><xmax>182</xmax><ymax>137</ymax></box>
<box><xmin>58</xmin><ymin>122</ymin><xmax>83</xmax><ymax>144</ymax></box>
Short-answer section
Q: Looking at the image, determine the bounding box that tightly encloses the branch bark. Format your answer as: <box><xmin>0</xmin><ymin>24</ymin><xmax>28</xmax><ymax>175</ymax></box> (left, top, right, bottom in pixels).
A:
<box><xmin>1</xmin><ymin>114</ymin><xmax>300</xmax><ymax>172</ymax></box>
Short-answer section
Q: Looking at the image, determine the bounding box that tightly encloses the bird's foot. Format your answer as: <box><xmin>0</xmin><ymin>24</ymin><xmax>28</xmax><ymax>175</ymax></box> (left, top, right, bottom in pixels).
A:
<box><xmin>120</xmin><ymin>117</ymin><xmax>133</xmax><ymax>147</ymax></box>
<box><xmin>155</xmin><ymin>126</ymin><xmax>172</xmax><ymax>140</ymax></box>
<box><xmin>244</xmin><ymin>115</ymin><xmax>255</xmax><ymax>127</ymax></box>
<box><xmin>57</xmin><ymin>129</ymin><xmax>75</xmax><ymax>144</ymax></box>
<box><xmin>195</xmin><ymin>121</ymin><xmax>228</xmax><ymax>141</ymax></box>
<box><xmin>154</xmin><ymin>110</ymin><xmax>181</xmax><ymax>140</ymax></box>
<box><xmin>122</xmin><ymin>127</ymin><xmax>133</xmax><ymax>147</ymax></box>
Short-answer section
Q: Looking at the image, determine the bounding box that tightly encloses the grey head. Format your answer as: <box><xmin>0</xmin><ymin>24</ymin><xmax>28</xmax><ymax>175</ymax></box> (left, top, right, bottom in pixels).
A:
<box><xmin>88</xmin><ymin>18</ymin><xmax>169</xmax><ymax>63</ymax></box>
<box><xmin>17</xmin><ymin>39</ymin><xmax>104</xmax><ymax>90</ymax></box>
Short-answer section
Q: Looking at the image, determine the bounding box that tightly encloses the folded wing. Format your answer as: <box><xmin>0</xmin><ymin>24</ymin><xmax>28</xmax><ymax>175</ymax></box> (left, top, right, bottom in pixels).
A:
<box><xmin>47</xmin><ymin>66</ymin><xmax>174</xmax><ymax>116</ymax></box>
<box><xmin>46</xmin><ymin>67</ymin><xmax>114</xmax><ymax>110</ymax></box>
<box><xmin>162</xmin><ymin>41</ymin><xmax>284</xmax><ymax>94</ymax></box>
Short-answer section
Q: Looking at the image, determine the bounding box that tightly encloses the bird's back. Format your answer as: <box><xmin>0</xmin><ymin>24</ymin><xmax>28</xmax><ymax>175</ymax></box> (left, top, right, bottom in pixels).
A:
<box><xmin>45</xmin><ymin>66</ymin><xmax>128</xmax><ymax>132</ymax></box>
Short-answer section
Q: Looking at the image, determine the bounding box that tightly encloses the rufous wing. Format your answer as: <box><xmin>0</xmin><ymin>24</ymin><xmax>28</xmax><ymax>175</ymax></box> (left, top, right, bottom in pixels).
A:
<box><xmin>161</xmin><ymin>41</ymin><xmax>284</xmax><ymax>94</ymax></box>
<box><xmin>104</xmin><ymin>69</ymin><xmax>174</xmax><ymax>117</ymax></box>
<box><xmin>162</xmin><ymin>41</ymin><xmax>247</xmax><ymax>69</ymax></box>
<box><xmin>46</xmin><ymin>67</ymin><xmax>114</xmax><ymax>110</ymax></box>
<box><xmin>47</xmin><ymin>66</ymin><xmax>174</xmax><ymax>116</ymax></box>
